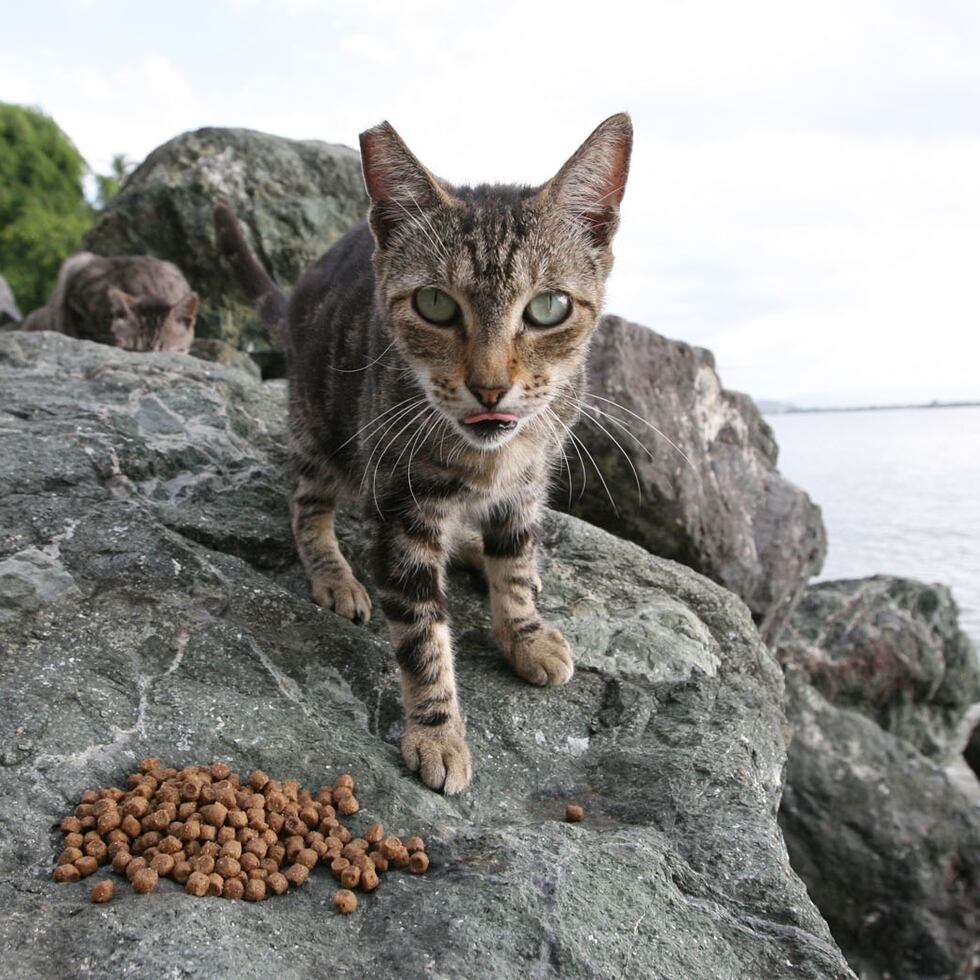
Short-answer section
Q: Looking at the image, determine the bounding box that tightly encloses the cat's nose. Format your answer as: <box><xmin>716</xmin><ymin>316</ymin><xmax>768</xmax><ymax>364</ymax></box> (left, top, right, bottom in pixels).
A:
<box><xmin>467</xmin><ymin>382</ymin><xmax>511</xmax><ymax>409</ymax></box>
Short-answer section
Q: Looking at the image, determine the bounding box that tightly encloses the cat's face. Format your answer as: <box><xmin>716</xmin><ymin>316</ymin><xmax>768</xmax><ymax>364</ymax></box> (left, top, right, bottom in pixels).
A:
<box><xmin>361</xmin><ymin>115</ymin><xmax>631</xmax><ymax>450</ymax></box>
<box><xmin>109</xmin><ymin>289</ymin><xmax>198</xmax><ymax>354</ymax></box>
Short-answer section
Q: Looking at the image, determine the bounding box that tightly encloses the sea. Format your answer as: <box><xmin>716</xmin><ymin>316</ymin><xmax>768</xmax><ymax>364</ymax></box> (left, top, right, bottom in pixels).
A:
<box><xmin>765</xmin><ymin>404</ymin><xmax>980</xmax><ymax>647</ymax></box>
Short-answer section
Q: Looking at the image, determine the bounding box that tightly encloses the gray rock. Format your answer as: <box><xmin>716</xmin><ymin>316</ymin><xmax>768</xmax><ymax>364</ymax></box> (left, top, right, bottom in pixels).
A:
<box><xmin>557</xmin><ymin>316</ymin><xmax>827</xmax><ymax>646</ymax></box>
<box><xmin>780</xmin><ymin>670</ymin><xmax>980</xmax><ymax>980</ymax></box>
<box><xmin>778</xmin><ymin>576</ymin><xmax>980</xmax><ymax>760</ymax></box>
<box><xmin>83</xmin><ymin>127</ymin><xmax>368</xmax><ymax>373</ymax></box>
<box><xmin>188</xmin><ymin>336</ymin><xmax>261</xmax><ymax>379</ymax></box>
<box><xmin>0</xmin><ymin>274</ymin><xmax>22</xmax><ymax>326</ymax></box>
<box><xmin>0</xmin><ymin>332</ymin><xmax>852</xmax><ymax>979</ymax></box>
<box><xmin>0</xmin><ymin>546</ymin><xmax>79</xmax><ymax>623</ymax></box>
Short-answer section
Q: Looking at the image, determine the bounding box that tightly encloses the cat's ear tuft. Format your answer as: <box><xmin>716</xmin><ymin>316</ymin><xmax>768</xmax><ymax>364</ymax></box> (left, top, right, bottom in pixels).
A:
<box><xmin>538</xmin><ymin>112</ymin><xmax>633</xmax><ymax>248</ymax></box>
<box><xmin>172</xmin><ymin>292</ymin><xmax>198</xmax><ymax>328</ymax></box>
<box><xmin>359</xmin><ymin>121</ymin><xmax>452</xmax><ymax>247</ymax></box>
<box><xmin>108</xmin><ymin>287</ymin><xmax>135</xmax><ymax>317</ymax></box>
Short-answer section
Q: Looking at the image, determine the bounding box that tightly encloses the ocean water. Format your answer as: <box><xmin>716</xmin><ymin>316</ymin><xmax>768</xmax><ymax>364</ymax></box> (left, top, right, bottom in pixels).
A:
<box><xmin>766</xmin><ymin>405</ymin><xmax>980</xmax><ymax>646</ymax></box>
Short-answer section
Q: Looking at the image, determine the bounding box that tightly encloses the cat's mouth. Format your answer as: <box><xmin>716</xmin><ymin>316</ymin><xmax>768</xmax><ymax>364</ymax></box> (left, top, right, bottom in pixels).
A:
<box><xmin>460</xmin><ymin>411</ymin><xmax>520</xmax><ymax>441</ymax></box>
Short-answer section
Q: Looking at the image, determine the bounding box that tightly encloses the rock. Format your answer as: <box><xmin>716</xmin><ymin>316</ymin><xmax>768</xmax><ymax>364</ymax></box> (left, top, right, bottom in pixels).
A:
<box><xmin>966</xmin><ymin>721</ymin><xmax>980</xmax><ymax>780</ymax></box>
<box><xmin>0</xmin><ymin>332</ymin><xmax>853</xmax><ymax>979</ymax></box>
<box><xmin>778</xmin><ymin>576</ymin><xmax>980</xmax><ymax>760</ymax></box>
<box><xmin>0</xmin><ymin>274</ymin><xmax>22</xmax><ymax>326</ymax></box>
<box><xmin>83</xmin><ymin>127</ymin><xmax>368</xmax><ymax>374</ymax></box>
<box><xmin>557</xmin><ymin>316</ymin><xmax>827</xmax><ymax>646</ymax></box>
<box><xmin>780</xmin><ymin>670</ymin><xmax>980</xmax><ymax>980</ymax></box>
<box><xmin>188</xmin><ymin>337</ymin><xmax>261</xmax><ymax>379</ymax></box>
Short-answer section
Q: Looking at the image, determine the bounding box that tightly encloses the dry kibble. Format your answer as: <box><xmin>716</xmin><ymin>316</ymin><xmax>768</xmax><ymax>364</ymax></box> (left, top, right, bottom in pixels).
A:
<box><xmin>58</xmin><ymin>847</ymin><xmax>83</xmax><ymax>865</ymax></box>
<box><xmin>390</xmin><ymin>847</ymin><xmax>410</xmax><ymax>870</ymax></box>
<box><xmin>249</xmin><ymin>770</ymin><xmax>269</xmax><ymax>791</ymax></box>
<box><xmin>75</xmin><ymin>855</ymin><xmax>99</xmax><ymax>878</ymax></box>
<box><xmin>185</xmin><ymin>871</ymin><xmax>209</xmax><ymax>896</ymax></box>
<box><xmin>191</xmin><ymin>855</ymin><xmax>215</xmax><ymax>876</ymax></box>
<box><xmin>60</xmin><ymin>816</ymin><xmax>82</xmax><ymax>835</ymax></box>
<box><xmin>150</xmin><ymin>853</ymin><xmax>175</xmax><ymax>876</ymax></box>
<box><xmin>223</xmin><ymin>877</ymin><xmax>245</xmax><ymax>899</ymax></box>
<box><xmin>132</xmin><ymin>868</ymin><xmax>158</xmax><ymax>894</ymax></box>
<box><xmin>380</xmin><ymin>836</ymin><xmax>402</xmax><ymax>860</ymax></box>
<box><xmin>207</xmin><ymin>873</ymin><xmax>224</xmax><ymax>896</ymax></box>
<box><xmin>121</xmin><ymin>815</ymin><xmax>142</xmax><ymax>838</ymax></box>
<box><xmin>220</xmin><ymin>840</ymin><xmax>243</xmax><ymax>859</ymax></box>
<box><xmin>404</xmin><ymin>836</ymin><xmax>425</xmax><ymax>854</ymax></box>
<box><xmin>295</xmin><ymin>848</ymin><xmax>318</xmax><ymax>870</ymax></box>
<box><xmin>364</xmin><ymin>823</ymin><xmax>384</xmax><ymax>845</ymax></box>
<box><xmin>266</xmin><ymin>872</ymin><xmax>288</xmax><ymax>896</ymax></box>
<box><xmin>565</xmin><ymin>805</ymin><xmax>584</xmax><ymax>823</ymax></box>
<box><xmin>173</xmin><ymin>860</ymin><xmax>192</xmax><ymax>884</ymax></box>
<box><xmin>340</xmin><ymin>865</ymin><xmax>361</xmax><ymax>889</ymax></box>
<box><xmin>409</xmin><ymin>851</ymin><xmax>429</xmax><ymax>874</ymax></box>
<box><xmin>215</xmin><ymin>856</ymin><xmax>241</xmax><ymax>878</ymax></box>
<box><xmin>369</xmin><ymin>852</ymin><xmax>389</xmax><ymax>873</ymax></box>
<box><xmin>330</xmin><ymin>857</ymin><xmax>350</xmax><ymax>880</ymax></box>
<box><xmin>201</xmin><ymin>802</ymin><xmax>228</xmax><ymax>827</ymax></box>
<box><xmin>360</xmin><ymin>864</ymin><xmax>380</xmax><ymax>891</ymax></box>
<box><xmin>244</xmin><ymin>878</ymin><xmax>266</xmax><ymax>902</ymax></box>
<box><xmin>64</xmin><ymin>832</ymin><xmax>85</xmax><ymax>850</ymax></box>
<box><xmin>125</xmin><ymin>857</ymin><xmax>147</xmax><ymax>881</ymax></box>
<box><xmin>333</xmin><ymin>889</ymin><xmax>357</xmax><ymax>914</ymax></box>
<box><xmin>97</xmin><ymin>811</ymin><xmax>122</xmax><ymax>835</ymax></box>
<box><xmin>53</xmin><ymin>864</ymin><xmax>80</xmax><ymax>883</ymax></box>
<box><xmin>91</xmin><ymin>879</ymin><xmax>114</xmax><ymax>903</ymax></box>
<box><xmin>84</xmin><ymin>839</ymin><xmax>108</xmax><ymax>863</ymax></box>
<box><xmin>240</xmin><ymin>852</ymin><xmax>260</xmax><ymax>872</ymax></box>
<box><xmin>112</xmin><ymin>849</ymin><xmax>133</xmax><ymax>872</ymax></box>
<box><xmin>285</xmin><ymin>863</ymin><xmax>309</xmax><ymax>887</ymax></box>
<box><xmin>334</xmin><ymin>774</ymin><xmax>354</xmax><ymax>791</ymax></box>
<box><xmin>158</xmin><ymin>835</ymin><xmax>182</xmax><ymax>854</ymax></box>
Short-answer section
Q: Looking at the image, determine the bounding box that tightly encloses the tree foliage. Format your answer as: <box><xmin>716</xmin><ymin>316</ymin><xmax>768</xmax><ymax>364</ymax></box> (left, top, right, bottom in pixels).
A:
<box><xmin>0</xmin><ymin>103</ymin><xmax>94</xmax><ymax>312</ymax></box>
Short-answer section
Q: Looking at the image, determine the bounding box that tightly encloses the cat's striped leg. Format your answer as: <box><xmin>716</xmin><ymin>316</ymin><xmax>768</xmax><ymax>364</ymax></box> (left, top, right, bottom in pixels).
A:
<box><xmin>371</xmin><ymin>502</ymin><xmax>471</xmax><ymax>794</ymax></box>
<box><xmin>291</xmin><ymin>475</ymin><xmax>372</xmax><ymax>623</ymax></box>
<box><xmin>482</xmin><ymin>502</ymin><xmax>573</xmax><ymax>686</ymax></box>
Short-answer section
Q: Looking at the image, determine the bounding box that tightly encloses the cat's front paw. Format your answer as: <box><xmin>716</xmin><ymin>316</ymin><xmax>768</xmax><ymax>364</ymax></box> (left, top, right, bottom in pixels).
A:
<box><xmin>505</xmin><ymin>625</ymin><xmax>574</xmax><ymax>686</ymax></box>
<box><xmin>401</xmin><ymin>723</ymin><xmax>472</xmax><ymax>795</ymax></box>
<box><xmin>311</xmin><ymin>572</ymin><xmax>372</xmax><ymax>625</ymax></box>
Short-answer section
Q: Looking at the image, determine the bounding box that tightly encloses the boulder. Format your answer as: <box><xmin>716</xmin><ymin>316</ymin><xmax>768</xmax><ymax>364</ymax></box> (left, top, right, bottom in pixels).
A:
<box><xmin>0</xmin><ymin>332</ymin><xmax>852</xmax><ymax>979</ymax></box>
<box><xmin>778</xmin><ymin>576</ymin><xmax>980</xmax><ymax>760</ymax></box>
<box><xmin>557</xmin><ymin>316</ymin><xmax>827</xmax><ymax>646</ymax></box>
<box><xmin>0</xmin><ymin>274</ymin><xmax>22</xmax><ymax>326</ymax></box>
<box><xmin>83</xmin><ymin>127</ymin><xmax>368</xmax><ymax>373</ymax></box>
<box><xmin>780</xmin><ymin>671</ymin><xmax>980</xmax><ymax>980</ymax></box>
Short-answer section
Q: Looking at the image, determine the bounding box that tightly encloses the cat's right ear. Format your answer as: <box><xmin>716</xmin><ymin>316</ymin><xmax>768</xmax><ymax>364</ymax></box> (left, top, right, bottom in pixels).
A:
<box><xmin>108</xmin><ymin>287</ymin><xmax>135</xmax><ymax>317</ymax></box>
<box><xmin>359</xmin><ymin>121</ymin><xmax>453</xmax><ymax>247</ymax></box>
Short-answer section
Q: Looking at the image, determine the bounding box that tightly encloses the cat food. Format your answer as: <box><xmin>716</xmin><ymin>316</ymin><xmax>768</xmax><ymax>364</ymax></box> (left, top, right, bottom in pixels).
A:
<box><xmin>333</xmin><ymin>889</ymin><xmax>357</xmax><ymax>914</ymax></box>
<box><xmin>565</xmin><ymin>805</ymin><xmax>584</xmax><ymax>823</ymax></box>
<box><xmin>50</xmin><ymin>761</ymin><xmax>428</xmax><ymax>913</ymax></box>
<box><xmin>91</xmin><ymin>879</ymin><xmax>114</xmax><ymax>903</ymax></box>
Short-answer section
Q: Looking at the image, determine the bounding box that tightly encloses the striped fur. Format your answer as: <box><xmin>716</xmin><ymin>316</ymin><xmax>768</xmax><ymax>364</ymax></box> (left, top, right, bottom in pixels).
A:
<box><xmin>217</xmin><ymin>114</ymin><xmax>632</xmax><ymax>794</ymax></box>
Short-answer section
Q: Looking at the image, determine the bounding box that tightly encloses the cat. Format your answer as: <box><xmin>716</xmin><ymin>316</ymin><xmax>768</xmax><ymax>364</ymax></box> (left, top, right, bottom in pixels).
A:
<box><xmin>22</xmin><ymin>252</ymin><xmax>198</xmax><ymax>353</ymax></box>
<box><xmin>214</xmin><ymin>113</ymin><xmax>632</xmax><ymax>794</ymax></box>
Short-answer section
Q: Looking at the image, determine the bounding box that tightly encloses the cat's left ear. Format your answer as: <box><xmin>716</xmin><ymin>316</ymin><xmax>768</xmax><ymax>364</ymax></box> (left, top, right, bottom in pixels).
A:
<box><xmin>359</xmin><ymin>121</ymin><xmax>454</xmax><ymax>247</ymax></box>
<box><xmin>537</xmin><ymin>113</ymin><xmax>633</xmax><ymax>248</ymax></box>
<box><xmin>171</xmin><ymin>292</ymin><xmax>198</xmax><ymax>327</ymax></box>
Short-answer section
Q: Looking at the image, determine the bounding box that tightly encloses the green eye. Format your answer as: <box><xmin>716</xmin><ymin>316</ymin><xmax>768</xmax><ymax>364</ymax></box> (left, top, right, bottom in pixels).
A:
<box><xmin>524</xmin><ymin>291</ymin><xmax>571</xmax><ymax>327</ymax></box>
<box><xmin>414</xmin><ymin>286</ymin><xmax>459</xmax><ymax>325</ymax></box>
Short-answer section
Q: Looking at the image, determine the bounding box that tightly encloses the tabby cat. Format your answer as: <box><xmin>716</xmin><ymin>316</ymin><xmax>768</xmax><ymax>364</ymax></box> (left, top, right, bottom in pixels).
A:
<box><xmin>23</xmin><ymin>252</ymin><xmax>198</xmax><ymax>352</ymax></box>
<box><xmin>215</xmin><ymin>113</ymin><xmax>632</xmax><ymax>794</ymax></box>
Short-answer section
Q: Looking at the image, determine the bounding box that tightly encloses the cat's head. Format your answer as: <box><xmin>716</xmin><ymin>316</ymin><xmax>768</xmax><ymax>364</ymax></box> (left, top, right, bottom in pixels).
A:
<box><xmin>360</xmin><ymin>114</ymin><xmax>632</xmax><ymax>449</ymax></box>
<box><xmin>108</xmin><ymin>289</ymin><xmax>198</xmax><ymax>353</ymax></box>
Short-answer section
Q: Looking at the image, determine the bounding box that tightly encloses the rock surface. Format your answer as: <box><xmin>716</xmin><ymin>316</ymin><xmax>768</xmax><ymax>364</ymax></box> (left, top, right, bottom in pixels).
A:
<box><xmin>778</xmin><ymin>576</ymin><xmax>980</xmax><ymax>759</ymax></box>
<box><xmin>83</xmin><ymin>127</ymin><xmax>368</xmax><ymax>373</ymax></box>
<box><xmin>0</xmin><ymin>332</ymin><xmax>852</xmax><ymax>979</ymax></box>
<box><xmin>780</xmin><ymin>670</ymin><xmax>980</xmax><ymax>980</ymax></box>
<box><xmin>557</xmin><ymin>316</ymin><xmax>827</xmax><ymax>646</ymax></box>
<box><xmin>0</xmin><ymin>273</ymin><xmax>22</xmax><ymax>326</ymax></box>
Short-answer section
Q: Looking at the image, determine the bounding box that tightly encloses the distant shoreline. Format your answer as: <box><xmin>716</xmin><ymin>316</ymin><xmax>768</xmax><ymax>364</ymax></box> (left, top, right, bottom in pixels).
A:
<box><xmin>760</xmin><ymin>400</ymin><xmax>980</xmax><ymax>416</ymax></box>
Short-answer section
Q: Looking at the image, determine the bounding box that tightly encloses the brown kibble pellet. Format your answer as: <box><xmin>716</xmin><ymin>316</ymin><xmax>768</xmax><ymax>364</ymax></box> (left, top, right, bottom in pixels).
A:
<box><xmin>330</xmin><ymin>856</ymin><xmax>350</xmax><ymax>879</ymax></box>
<box><xmin>84</xmin><ymin>839</ymin><xmax>108</xmax><ymax>863</ymax></box>
<box><xmin>390</xmin><ymin>847</ymin><xmax>410</xmax><ymax>870</ymax></box>
<box><xmin>121</xmin><ymin>815</ymin><xmax>142</xmax><ymax>838</ymax></box>
<box><xmin>369</xmin><ymin>851</ymin><xmax>389</xmax><ymax>873</ymax></box>
<box><xmin>185</xmin><ymin>871</ymin><xmax>209</xmax><ymax>896</ymax></box>
<box><xmin>266</xmin><ymin>872</ymin><xmax>288</xmax><ymax>896</ymax></box>
<box><xmin>173</xmin><ymin>860</ymin><xmax>192</xmax><ymax>884</ymax></box>
<box><xmin>64</xmin><ymin>832</ymin><xmax>85</xmax><ymax>849</ymax></box>
<box><xmin>125</xmin><ymin>857</ymin><xmax>147</xmax><ymax>881</ymax></box>
<box><xmin>380</xmin><ymin>836</ymin><xmax>402</xmax><ymax>859</ymax></box>
<box><xmin>333</xmin><ymin>888</ymin><xmax>357</xmax><ymax>914</ymax></box>
<box><xmin>340</xmin><ymin>865</ymin><xmax>361</xmax><ymax>889</ymax></box>
<box><xmin>201</xmin><ymin>802</ymin><xmax>228</xmax><ymax>827</ymax></box>
<box><xmin>220</xmin><ymin>840</ymin><xmax>242</xmax><ymax>859</ymax></box>
<box><xmin>244</xmin><ymin>838</ymin><xmax>268</xmax><ymax>859</ymax></box>
<box><xmin>227</xmin><ymin>809</ymin><xmax>248</xmax><ymax>829</ymax></box>
<box><xmin>244</xmin><ymin>878</ymin><xmax>266</xmax><ymax>902</ymax></box>
<box><xmin>150</xmin><ymin>853</ymin><xmax>175</xmax><ymax>876</ymax></box>
<box><xmin>248</xmin><ymin>769</ymin><xmax>269</xmax><ymax>791</ymax></box>
<box><xmin>106</xmin><ymin>840</ymin><xmax>129</xmax><ymax>860</ymax></box>
<box><xmin>360</xmin><ymin>864</ymin><xmax>380</xmax><ymax>891</ymax></box>
<box><xmin>364</xmin><ymin>823</ymin><xmax>384</xmax><ymax>845</ymax></box>
<box><xmin>404</xmin><ymin>836</ymin><xmax>425</xmax><ymax>854</ymax></box>
<box><xmin>91</xmin><ymin>879</ymin><xmax>114</xmax><ymax>903</ymax></box>
<box><xmin>132</xmin><ymin>868</ymin><xmax>158</xmax><ymax>894</ymax></box>
<box><xmin>222</xmin><ymin>877</ymin><xmax>245</xmax><ymax>899</ymax></box>
<box><xmin>60</xmin><ymin>816</ymin><xmax>83</xmax><ymax>835</ymax></box>
<box><xmin>408</xmin><ymin>851</ymin><xmax>429</xmax><ymax>874</ymax></box>
<box><xmin>215</xmin><ymin>856</ymin><xmax>241</xmax><ymax>878</ymax></box>
<box><xmin>53</xmin><ymin>863</ymin><xmax>80</xmax><ymax>883</ymax></box>
<box><xmin>295</xmin><ymin>848</ymin><xmax>318</xmax><ymax>870</ymax></box>
<box><xmin>211</xmin><ymin>762</ymin><xmax>230</xmax><ymax>780</ymax></box>
<box><xmin>158</xmin><ymin>835</ymin><xmax>182</xmax><ymax>854</ymax></box>
<box><xmin>96</xmin><ymin>811</ymin><xmax>121</xmax><ymax>836</ymax></box>
<box><xmin>190</xmin><ymin>855</ymin><xmax>215</xmax><ymax>875</ymax></box>
<box><xmin>331</xmin><ymin>786</ymin><xmax>352</xmax><ymax>802</ymax></box>
<box><xmin>198</xmin><ymin>824</ymin><xmax>217</xmax><ymax>842</ymax></box>
<box><xmin>207</xmin><ymin>873</ymin><xmax>224</xmax><ymax>896</ymax></box>
<box><xmin>240</xmin><ymin>851</ymin><xmax>260</xmax><ymax>872</ymax></box>
<box><xmin>285</xmin><ymin>863</ymin><xmax>309</xmax><ymax>887</ymax></box>
<box><xmin>74</xmin><ymin>855</ymin><xmax>99</xmax><ymax>877</ymax></box>
<box><xmin>334</xmin><ymin>774</ymin><xmax>354</xmax><ymax>791</ymax></box>
<box><xmin>111</xmin><ymin>849</ymin><xmax>133</xmax><ymax>872</ymax></box>
<box><xmin>139</xmin><ymin>757</ymin><xmax>161</xmax><ymax>773</ymax></box>
<box><xmin>565</xmin><ymin>805</ymin><xmax>584</xmax><ymax>823</ymax></box>
<box><xmin>58</xmin><ymin>846</ymin><xmax>83</xmax><ymax>865</ymax></box>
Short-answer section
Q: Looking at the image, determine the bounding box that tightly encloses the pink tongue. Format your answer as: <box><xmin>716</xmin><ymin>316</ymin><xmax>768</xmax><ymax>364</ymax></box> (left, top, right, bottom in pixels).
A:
<box><xmin>464</xmin><ymin>411</ymin><xmax>519</xmax><ymax>425</ymax></box>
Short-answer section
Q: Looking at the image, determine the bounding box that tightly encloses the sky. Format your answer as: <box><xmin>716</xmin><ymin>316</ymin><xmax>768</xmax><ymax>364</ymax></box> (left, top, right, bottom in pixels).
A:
<box><xmin>2</xmin><ymin>0</ymin><xmax>979</xmax><ymax>407</ymax></box>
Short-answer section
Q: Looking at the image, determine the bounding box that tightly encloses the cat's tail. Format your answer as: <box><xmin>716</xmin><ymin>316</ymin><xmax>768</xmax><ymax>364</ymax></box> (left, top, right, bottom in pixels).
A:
<box><xmin>213</xmin><ymin>203</ymin><xmax>287</xmax><ymax>330</ymax></box>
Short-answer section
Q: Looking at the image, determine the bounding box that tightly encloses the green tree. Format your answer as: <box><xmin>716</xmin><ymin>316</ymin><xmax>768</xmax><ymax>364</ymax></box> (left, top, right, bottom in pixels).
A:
<box><xmin>95</xmin><ymin>153</ymin><xmax>134</xmax><ymax>210</ymax></box>
<box><xmin>0</xmin><ymin>103</ymin><xmax>94</xmax><ymax>312</ymax></box>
